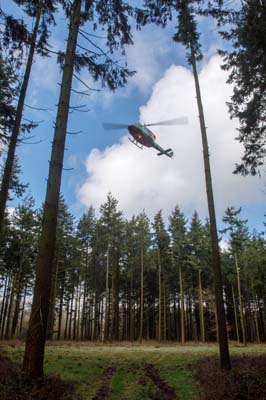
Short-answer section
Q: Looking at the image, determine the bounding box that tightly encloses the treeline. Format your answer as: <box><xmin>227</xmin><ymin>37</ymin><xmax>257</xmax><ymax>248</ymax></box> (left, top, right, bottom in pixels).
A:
<box><xmin>0</xmin><ymin>192</ymin><xmax>265</xmax><ymax>344</ymax></box>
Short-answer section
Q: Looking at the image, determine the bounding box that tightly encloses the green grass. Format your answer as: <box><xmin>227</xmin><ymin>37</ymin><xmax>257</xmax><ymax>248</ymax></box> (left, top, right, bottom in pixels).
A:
<box><xmin>2</xmin><ymin>342</ymin><xmax>266</xmax><ymax>400</ymax></box>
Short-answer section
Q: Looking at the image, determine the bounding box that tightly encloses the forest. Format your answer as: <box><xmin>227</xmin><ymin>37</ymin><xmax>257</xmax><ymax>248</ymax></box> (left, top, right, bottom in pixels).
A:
<box><xmin>1</xmin><ymin>194</ymin><xmax>265</xmax><ymax>345</ymax></box>
<box><xmin>1</xmin><ymin>0</ymin><xmax>266</xmax><ymax>399</ymax></box>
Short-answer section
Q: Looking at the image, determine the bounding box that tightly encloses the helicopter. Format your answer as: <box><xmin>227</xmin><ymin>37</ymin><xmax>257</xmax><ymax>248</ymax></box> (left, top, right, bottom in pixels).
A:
<box><xmin>103</xmin><ymin>117</ymin><xmax>188</xmax><ymax>158</ymax></box>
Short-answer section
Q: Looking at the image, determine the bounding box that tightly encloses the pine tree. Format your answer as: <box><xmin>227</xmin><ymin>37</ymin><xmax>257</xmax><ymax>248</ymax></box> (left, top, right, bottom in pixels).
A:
<box><xmin>135</xmin><ymin>212</ymin><xmax>151</xmax><ymax>343</ymax></box>
<box><xmin>23</xmin><ymin>0</ymin><xmax>134</xmax><ymax>376</ymax></box>
<box><xmin>169</xmin><ymin>205</ymin><xmax>187</xmax><ymax>343</ymax></box>
<box><xmin>153</xmin><ymin>210</ymin><xmax>170</xmax><ymax>341</ymax></box>
<box><xmin>209</xmin><ymin>1</ymin><xmax>266</xmax><ymax>175</ymax></box>
<box><xmin>98</xmin><ymin>194</ymin><xmax>125</xmax><ymax>341</ymax></box>
<box><xmin>221</xmin><ymin>207</ymin><xmax>249</xmax><ymax>344</ymax></box>
<box><xmin>139</xmin><ymin>0</ymin><xmax>231</xmax><ymax>369</ymax></box>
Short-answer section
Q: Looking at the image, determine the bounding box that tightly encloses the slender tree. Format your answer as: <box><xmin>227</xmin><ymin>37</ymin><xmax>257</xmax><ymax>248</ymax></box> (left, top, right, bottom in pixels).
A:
<box><xmin>135</xmin><ymin>212</ymin><xmax>151</xmax><ymax>343</ymax></box>
<box><xmin>169</xmin><ymin>205</ymin><xmax>187</xmax><ymax>343</ymax></box>
<box><xmin>0</xmin><ymin>0</ymin><xmax>56</xmax><ymax>234</ymax></box>
<box><xmin>23</xmin><ymin>0</ymin><xmax>134</xmax><ymax>376</ymax></box>
<box><xmin>221</xmin><ymin>206</ymin><xmax>249</xmax><ymax>345</ymax></box>
<box><xmin>140</xmin><ymin>0</ymin><xmax>231</xmax><ymax>369</ymax></box>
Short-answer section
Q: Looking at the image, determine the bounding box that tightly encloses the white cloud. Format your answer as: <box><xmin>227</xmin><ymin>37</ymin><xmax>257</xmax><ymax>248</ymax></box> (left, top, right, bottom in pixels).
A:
<box><xmin>79</xmin><ymin>28</ymin><xmax>174</xmax><ymax>107</ymax></box>
<box><xmin>77</xmin><ymin>55</ymin><xmax>263</xmax><ymax>220</ymax></box>
<box><xmin>125</xmin><ymin>28</ymin><xmax>173</xmax><ymax>94</ymax></box>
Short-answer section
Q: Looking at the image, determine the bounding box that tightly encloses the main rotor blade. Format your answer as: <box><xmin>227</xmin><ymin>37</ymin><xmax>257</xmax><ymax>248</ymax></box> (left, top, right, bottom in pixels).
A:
<box><xmin>103</xmin><ymin>122</ymin><xmax>129</xmax><ymax>130</ymax></box>
<box><xmin>146</xmin><ymin>117</ymin><xmax>188</xmax><ymax>127</ymax></box>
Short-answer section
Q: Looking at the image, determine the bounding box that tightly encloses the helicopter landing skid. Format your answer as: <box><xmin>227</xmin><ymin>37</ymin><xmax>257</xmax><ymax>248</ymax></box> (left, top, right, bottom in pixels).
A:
<box><xmin>128</xmin><ymin>137</ymin><xmax>143</xmax><ymax>149</ymax></box>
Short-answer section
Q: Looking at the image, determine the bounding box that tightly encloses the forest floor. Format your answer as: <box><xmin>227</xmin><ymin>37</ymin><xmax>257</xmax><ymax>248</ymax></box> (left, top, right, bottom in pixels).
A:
<box><xmin>1</xmin><ymin>341</ymin><xmax>266</xmax><ymax>400</ymax></box>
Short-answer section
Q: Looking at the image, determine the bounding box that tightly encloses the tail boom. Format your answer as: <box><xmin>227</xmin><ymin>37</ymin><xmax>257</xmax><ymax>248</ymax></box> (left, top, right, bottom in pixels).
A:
<box><xmin>157</xmin><ymin>148</ymin><xmax>174</xmax><ymax>158</ymax></box>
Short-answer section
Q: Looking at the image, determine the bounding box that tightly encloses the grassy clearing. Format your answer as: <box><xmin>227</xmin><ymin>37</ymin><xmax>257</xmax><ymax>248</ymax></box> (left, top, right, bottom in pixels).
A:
<box><xmin>2</xmin><ymin>342</ymin><xmax>266</xmax><ymax>400</ymax></box>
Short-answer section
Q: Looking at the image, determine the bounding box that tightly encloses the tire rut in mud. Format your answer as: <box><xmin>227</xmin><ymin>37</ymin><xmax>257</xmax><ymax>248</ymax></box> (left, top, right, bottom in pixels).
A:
<box><xmin>144</xmin><ymin>363</ymin><xmax>177</xmax><ymax>400</ymax></box>
<box><xmin>92</xmin><ymin>366</ymin><xmax>116</xmax><ymax>400</ymax></box>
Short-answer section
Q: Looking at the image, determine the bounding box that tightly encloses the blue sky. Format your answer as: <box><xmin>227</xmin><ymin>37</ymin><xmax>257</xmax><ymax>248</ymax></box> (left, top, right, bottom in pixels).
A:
<box><xmin>3</xmin><ymin>0</ymin><xmax>266</xmax><ymax>233</ymax></box>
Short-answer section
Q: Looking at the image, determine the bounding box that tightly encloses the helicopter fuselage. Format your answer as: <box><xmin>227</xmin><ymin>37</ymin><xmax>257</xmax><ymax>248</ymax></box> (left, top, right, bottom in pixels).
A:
<box><xmin>128</xmin><ymin>124</ymin><xmax>155</xmax><ymax>147</ymax></box>
<box><xmin>128</xmin><ymin>124</ymin><xmax>174</xmax><ymax>158</ymax></box>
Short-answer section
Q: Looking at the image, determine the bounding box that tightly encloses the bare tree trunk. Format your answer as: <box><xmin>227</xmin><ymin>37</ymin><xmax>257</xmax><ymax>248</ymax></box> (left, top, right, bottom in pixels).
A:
<box><xmin>163</xmin><ymin>280</ymin><xmax>167</xmax><ymax>341</ymax></box>
<box><xmin>130</xmin><ymin>264</ymin><xmax>134</xmax><ymax>341</ymax></box>
<box><xmin>73</xmin><ymin>286</ymin><xmax>78</xmax><ymax>340</ymax></box>
<box><xmin>47</xmin><ymin>259</ymin><xmax>59</xmax><ymax>340</ymax></box>
<box><xmin>81</xmin><ymin>285</ymin><xmax>87</xmax><ymax>340</ymax></box>
<box><xmin>198</xmin><ymin>269</ymin><xmax>205</xmax><ymax>342</ymax></box>
<box><xmin>235</xmin><ymin>255</ymin><xmax>246</xmax><ymax>345</ymax></box>
<box><xmin>252</xmin><ymin>281</ymin><xmax>260</xmax><ymax>344</ymax></box>
<box><xmin>23</xmin><ymin>0</ymin><xmax>81</xmax><ymax>377</ymax></box>
<box><xmin>5</xmin><ymin>274</ymin><xmax>16</xmax><ymax>339</ymax></box>
<box><xmin>11</xmin><ymin>288</ymin><xmax>22</xmax><ymax>338</ymax></box>
<box><xmin>57</xmin><ymin>284</ymin><xmax>64</xmax><ymax>340</ymax></box>
<box><xmin>68</xmin><ymin>291</ymin><xmax>74</xmax><ymax>340</ymax></box>
<box><xmin>191</xmin><ymin>47</ymin><xmax>231</xmax><ymax>370</ymax></box>
<box><xmin>158</xmin><ymin>250</ymin><xmax>162</xmax><ymax>342</ymax></box>
<box><xmin>64</xmin><ymin>299</ymin><xmax>70</xmax><ymax>340</ymax></box>
<box><xmin>11</xmin><ymin>257</ymin><xmax>24</xmax><ymax>338</ymax></box>
<box><xmin>232</xmin><ymin>285</ymin><xmax>240</xmax><ymax>343</ymax></box>
<box><xmin>138</xmin><ymin>246</ymin><xmax>144</xmax><ymax>343</ymax></box>
<box><xmin>179</xmin><ymin>267</ymin><xmax>185</xmax><ymax>344</ymax></box>
<box><xmin>0</xmin><ymin>274</ymin><xmax>8</xmax><ymax>330</ymax></box>
<box><xmin>0</xmin><ymin>2</ymin><xmax>43</xmax><ymax>233</ymax></box>
<box><xmin>19</xmin><ymin>285</ymin><xmax>27</xmax><ymax>335</ymax></box>
<box><xmin>77</xmin><ymin>282</ymin><xmax>81</xmax><ymax>340</ymax></box>
<box><xmin>104</xmin><ymin>245</ymin><xmax>110</xmax><ymax>341</ymax></box>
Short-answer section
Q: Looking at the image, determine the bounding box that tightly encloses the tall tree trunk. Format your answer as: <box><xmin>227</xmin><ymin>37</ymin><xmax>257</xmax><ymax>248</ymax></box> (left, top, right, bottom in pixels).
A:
<box><xmin>114</xmin><ymin>262</ymin><xmax>120</xmax><ymax>340</ymax></box>
<box><xmin>253</xmin><ymin>285</ymin><xmax>260</xmax><ymax>344</ymax></box>
<box><xmin>158</xmin><ymin>249</ymin><xmax>162</xmax><ymax>342</ymax></box>
<box><xmin>64</xmin><ymin>299</ymin><xmax>70</xmax><ymax>340</ymax></box>
<box><xmin>11</xmin><ymin>257</ymin><xmax>24</xmax><ymax>338</ymax></box>
<box><xmin>191</xmin><ymin>47</ymin><xmax>231</xmax><ymax>370</ymax></box>
<box><xmin>110</xmin><ymin>261</ymin><xmax>115</xmax><ymax>340</ymax></box>
<box><xmin>104</xmin><ymin>245</ymin><xmax>110</xmax><ymax>341</ymax></box>
<box><xmin>19</xmin><ymin>285</ymin><xmax>27</xmax><ymax>335</ymax></box>
<box><xmin>47</xmin><ymin>259</ymin><xmax>59</xmax><ymax>340</ymax></box>
<box><xmin>73</xmin><ymin>286</ymin><xmax>78</xmax><ymax>340</ymax></box>
<box><xmin>0</xmin><ymin>2</ymin><xmax>43</xmax><ymax>233</ymax></box>
<box><xmin>173</xmin><ymin>294</ymin><xmax>177</xmax><ymax>340</ymax></box>
<box><xmin>68</xmin><ymin>291</ymin><xmax>74</xmax><ymax>340</ymax></box>
<box><xmin>163</xmin><ymin>280</ymin><xmax>167</xmax><ymax>341</ymax></box>
<box><xmin>138</xmin><ymin>246</ymin><xmax>144</xmax><ymax>343</ymax></box>
<box><xmin>93</xmin><ymin>287</ymin><xmax>99</xmax><ymax>341</ymax></box>
<box><xmin>77</xmin><ymin>282</ymin><xmax>81</xmax><ymax>340</ymax></box>
<box><xmin>57</xmin><ymin>284</ymin><xmax>64</xmax><ymax>340</ymax></box>
<box><xmin>0</xmin><ymin>274</ymin><xmax>8</xmax><ymax>330</ymax></box>
<box><xmin>23</xmin><ymin>0</ymin><xmax>81</xmax><ymax>378</ymax></box>
<box><xmin>179</xmin><ymin>266</ymin><xmax>185</xmax><ymax>344</ymax></box>
<box><xmin>198</xmin><ymin>269</ymin><xmax>205</xmax><ymax>342</ymax></box>
<box><xmin>5</xmin><ymin>274</ymin><xmax>16</xmax><ymax>339</ymax></box>
<box><xmin>235</xmin><ymin>255</ymin><xmax>246</xmax><ymax>345</ymax></box>
<box><xmin>81</xmin><ymin>284</ymin><xmax>87</xmax><ymax>340</ymax></box>
<box><xmin>11</xmin><ymin>289</ymin><xmax>22</xmax><ymax>338</ymax></box>
<box><xmin>0</xmin><ymin>281</ymin><xmax>10</xmax><ymax>338</ymax></box>
<box><xmin>130</xmin><ymin>263</ymin><xmax>134</xmax><ymax>341</ymax></box>
<box><xmin>99</xmin><ymin>296</ymin><xmax>104</xmax><ymax>340</ymax></box>
<box><xmin>232</xmin><ymin>284</ymin><xmax>240</xmax><ymax>343</ymax></box>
